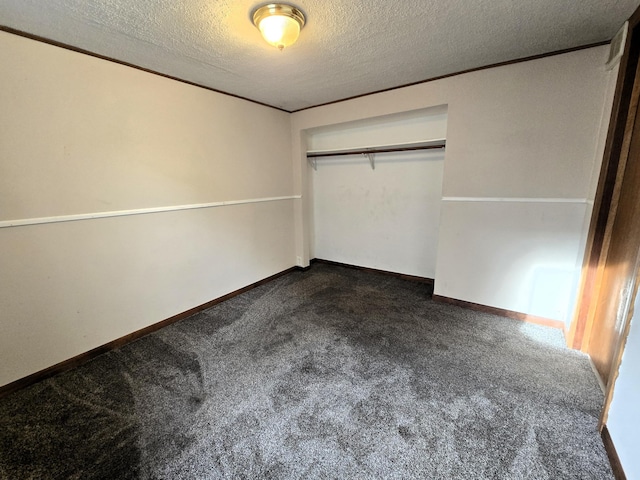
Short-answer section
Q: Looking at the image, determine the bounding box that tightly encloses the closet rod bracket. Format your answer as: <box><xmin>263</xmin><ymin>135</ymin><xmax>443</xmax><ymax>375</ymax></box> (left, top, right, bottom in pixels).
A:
<box><xmin>365</xmin><ymin>152</ymin><xmax>375</xmax><ymax>170</ymax></box>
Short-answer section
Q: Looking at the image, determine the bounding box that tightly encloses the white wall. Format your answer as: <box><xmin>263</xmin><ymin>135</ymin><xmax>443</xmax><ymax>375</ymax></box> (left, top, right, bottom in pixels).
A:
<box><xmin>437</xmin><ymin>200</ymin><xmax>587</xmax><ymax>320</ymax></box>
<box><xmin>291</xmin><ymin>46</ymin><xmax>614</xmax><ymax>323</ymax></box>
<box><xmin>0</xmin><ymin>31</ymin><xmax>295</xmax><ymax>387</ymax></box>
<box><xmin>607</xmin><ymin>291</ymin><xmax>640</xmax><ymax>480</ymax></box>
<box><xmin>308</xmin><ymin>107</ymin><xmax>446</xmax><ymax>277</ymax></box>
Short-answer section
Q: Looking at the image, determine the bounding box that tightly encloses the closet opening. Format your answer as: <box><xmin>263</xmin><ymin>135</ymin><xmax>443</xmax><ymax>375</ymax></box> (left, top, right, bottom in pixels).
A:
<box><xmin>304</xmin><ymin>105</ymin><xmax>448</xmax><ymax>281</ymax></box>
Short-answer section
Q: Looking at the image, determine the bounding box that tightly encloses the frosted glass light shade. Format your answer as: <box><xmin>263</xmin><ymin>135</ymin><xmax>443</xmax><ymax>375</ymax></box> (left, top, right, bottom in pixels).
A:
<box><xmin>253</xmin><ymin>4</ymin><xmax>305</xmax><ymax>50</ymax></box>
<box><xmin>258</xmin><ymin>15</ymin><xmax>300</xmax><ymax>50</ymax></box>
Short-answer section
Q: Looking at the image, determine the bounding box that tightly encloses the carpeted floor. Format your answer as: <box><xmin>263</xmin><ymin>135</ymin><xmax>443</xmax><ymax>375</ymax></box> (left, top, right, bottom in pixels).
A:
<box><xmin>0</xmin><ymin>263</ymin><xmax>613</xmax><ymax>479</ymax></box>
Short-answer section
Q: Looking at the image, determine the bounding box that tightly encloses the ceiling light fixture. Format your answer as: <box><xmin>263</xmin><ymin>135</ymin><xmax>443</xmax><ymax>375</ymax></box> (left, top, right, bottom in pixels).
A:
<box><xmin>252</xmin><ymin>3</ymin><xmax>306</xmax><ymax>51</ymax></box>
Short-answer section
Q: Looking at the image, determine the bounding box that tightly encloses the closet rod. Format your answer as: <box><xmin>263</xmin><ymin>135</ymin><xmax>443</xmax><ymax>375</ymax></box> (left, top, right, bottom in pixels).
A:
<box><xmin>306</xmin><ymin>143</ymin><xmax>445</xmax><ymax>158</ymax></box>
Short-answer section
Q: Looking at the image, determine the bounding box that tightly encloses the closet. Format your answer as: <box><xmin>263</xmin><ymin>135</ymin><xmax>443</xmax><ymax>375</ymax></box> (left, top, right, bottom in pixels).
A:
<box><xmin>305</xmin><ymin>106</ymin><xmax>448</xmax><ymax>279</ymax></box>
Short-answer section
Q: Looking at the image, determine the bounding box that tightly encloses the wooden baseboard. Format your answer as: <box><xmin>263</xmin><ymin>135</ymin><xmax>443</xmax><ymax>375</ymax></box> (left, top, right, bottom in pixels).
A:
<box><xmin>432</xmin><ymin>295</ymin><xmax>565</xmax><ymax>330</ymax></box>
<box><xmin>602</xmin><ymin>425</ymin><xmax>627</xmax><ymax>480</ymax></box>
<box><xmin>311</xmin><ymin>258</ymin><xmax>434</xmax><ymax>285</ymax></box>
<box><xmin>0</xmin><ymin>266</ymin><xmax>303</xmax><ymax>399</ymax></box>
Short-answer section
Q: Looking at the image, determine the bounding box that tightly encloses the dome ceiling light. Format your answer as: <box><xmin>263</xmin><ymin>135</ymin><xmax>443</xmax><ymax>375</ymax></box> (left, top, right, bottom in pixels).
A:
<box><xmin>252</xmin><ymin>3</ymin><xmax>306</xmax><ymax>51</ymax></box>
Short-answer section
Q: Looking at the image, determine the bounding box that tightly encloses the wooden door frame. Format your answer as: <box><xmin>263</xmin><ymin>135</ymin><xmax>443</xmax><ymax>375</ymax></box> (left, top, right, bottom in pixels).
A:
<box><xmin>599</xmin><ymin>258</ymin><xmax>640</xmax><ymax>428</ymax></box>
<box><xmin>566</xmin><ymin>5</ymin><xmax>640</xmax><ymax>429</ymax></box>
<box><xmin>567</xmin><ymin>8</ymin><xmax>640</xmax><ymax>352</ymax></box>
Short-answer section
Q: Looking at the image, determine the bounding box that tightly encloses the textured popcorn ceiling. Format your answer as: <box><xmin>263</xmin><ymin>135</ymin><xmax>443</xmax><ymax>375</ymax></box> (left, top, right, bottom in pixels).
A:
<box><xmin>1</xmin><ymin>0</ymin><xmax>639</xmax><ymax>111</ymax></box>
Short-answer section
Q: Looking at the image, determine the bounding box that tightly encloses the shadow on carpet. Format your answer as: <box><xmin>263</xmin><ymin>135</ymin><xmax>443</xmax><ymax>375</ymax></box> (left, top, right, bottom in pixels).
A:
<box><xmin>0</xmin><ymin>264</ymin><xmax>613</xmax><ymax>479</ymax></box>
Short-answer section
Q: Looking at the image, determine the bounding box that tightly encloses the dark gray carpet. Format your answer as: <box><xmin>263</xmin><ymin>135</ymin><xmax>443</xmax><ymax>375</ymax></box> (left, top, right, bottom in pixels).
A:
<box><xmin>0</xmin><ymin>264</ymin><xmax>612</xmax><ymax>479</ymax></box>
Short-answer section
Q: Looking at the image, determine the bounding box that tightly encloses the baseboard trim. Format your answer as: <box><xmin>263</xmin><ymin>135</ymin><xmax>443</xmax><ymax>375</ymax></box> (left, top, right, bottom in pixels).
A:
<box><xmin>311</xmin><ymin>258</ymin><xmax>434</xmax><ymax>285</ymax></box>
<box><xmin>432</xmin><ymin>295</ymin><xmax>565</xmax><ymax>330</ymax></box>
<box><xmin>0</xmin><ymin>266</ymin><xmax>302</xmax><ymax>399</ymax></box>
<box><xmin>601</xmin><ymin>425</ymin><xmax>627</xmax><ymax>480</ymax></box>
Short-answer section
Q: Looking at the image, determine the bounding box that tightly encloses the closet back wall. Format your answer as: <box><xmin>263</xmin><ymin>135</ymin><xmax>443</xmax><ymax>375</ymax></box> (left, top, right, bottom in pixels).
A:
<box><xmin>0</xmin><ymin>31</ymin><xmax>295</xmax><ymax>387</ymax></box>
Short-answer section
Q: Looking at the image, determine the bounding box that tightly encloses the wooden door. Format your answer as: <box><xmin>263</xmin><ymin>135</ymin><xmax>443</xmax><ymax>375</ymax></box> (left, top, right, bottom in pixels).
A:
<box><xmin>588</xmin><ymin>58</ymin><xmax>640</xmax><ymax>383</ymax></box>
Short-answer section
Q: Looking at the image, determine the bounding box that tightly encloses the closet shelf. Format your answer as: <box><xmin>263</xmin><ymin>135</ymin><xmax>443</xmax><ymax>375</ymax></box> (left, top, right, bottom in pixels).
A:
<box><xmin>306</xmin><ymin>139</ymin><xmax>446</xmax><ymax>170</ymax></box>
